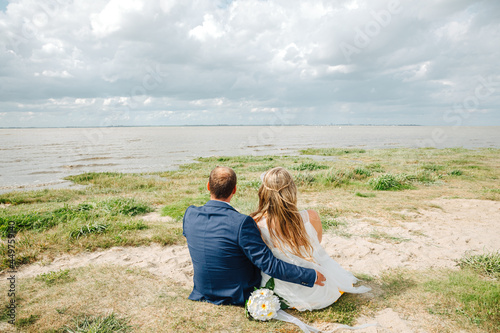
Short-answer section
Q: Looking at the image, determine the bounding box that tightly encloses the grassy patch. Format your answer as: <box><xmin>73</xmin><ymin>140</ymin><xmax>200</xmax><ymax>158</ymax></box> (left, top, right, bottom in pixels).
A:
<box><xmin>0</xmin><ymin>189</ymin><xmax>78</xmax><ymax>205</ymax></box>
<box><xmin>450</xmin><ymin>169</ymin><xmax>463</xmax><ymax>176</ymax></box>
<box><xmin>17</xmin><ymin>314</ymin><xmax>40</xmax><ymax>329</ymax></box>
<box><xmin>424</xmin><ymin>270</ymin><xmax>500</xmax><ymax>332</ymax></box>
<box><xmin>69</xmin><ymin>223</ymin><xmax>109</xmax><ymax>239</ymax></box>
<box><xmin>291</xmin><ymin>162</ymin><xmax>329</xmax><ymax>171</ymax></box>
<box><xmin>0</xmin><ymin>198</ymin><xmax>152</xmax><ymax>237</ymax></box>
<box><xmin>355</xmin><ymin>192</ymin><xmax>376</xmax><ymax>198</ymax></box>
<box><xmin>300</xmin><ymin>148</ymin><xmax>366</xmax><ymax>156</ymax></box>
<box><xmin>63</xmin><ymin>313</ymin><xmax>132</xmax><ymax>333</ymax></box>
<box><xmin>161</xmin><ymin>195</ymin><xmax>209</xmax><ymax>220</ymax></box>
<box><xmin>368</xmin><ymin>173</ymin><xmax>414</xmax><ymax>191</ymax></box>
<box><xmin>35</xmin><ymin>269</ymin><xmax>75</xmax><ymax>286</ymax></box>
<box><xmin>320</xmin><ymin>169</ymin><xmax>355</xmax><ymax>187</ymax></box>
<box><xmin>365</xmin><ymin>163</ymin><xmax>385</xmax><ymax>172</ymax></box>
<box><xmin>291</xmin><ymin>293</ymin><xmax>367</xmax><ymax>326</ymax></box>
<box><xmin>66</xmin><ymin>172</ymin><xmax>165</xmax><ymax>191</ymax></box>
<box><xmin>380</xmin><ymin>270</ymin><xmax>417</xmax><ymax>298</ymax></box>
<box><xmin>456</xmin><ymin>251</ymin><xmax>500</xmax><ymax>279</ymax></box>
<box><xmin>422</xmin><ymin>164</ymin><xmax>445</xmax><ymax>172</ymax></box>
<box><xmin>151</xmin><ymin>227</ymin><xmax>184</xmax><ymax>246</ymax></box>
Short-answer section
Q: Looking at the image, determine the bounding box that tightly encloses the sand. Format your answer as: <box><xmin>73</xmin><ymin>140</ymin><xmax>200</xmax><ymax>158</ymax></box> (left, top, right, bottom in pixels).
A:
<box><xmin>15</xmin><ymin>198</ymin><xmax>500</xmax><ymax>332</ymax></box>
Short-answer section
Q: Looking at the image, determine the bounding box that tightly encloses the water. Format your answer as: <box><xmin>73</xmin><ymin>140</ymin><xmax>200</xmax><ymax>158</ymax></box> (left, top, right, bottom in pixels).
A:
<box><xmin>1</xmin><ymin>126</ymin><xmax>498</xmax><ymax>193</ymax></box>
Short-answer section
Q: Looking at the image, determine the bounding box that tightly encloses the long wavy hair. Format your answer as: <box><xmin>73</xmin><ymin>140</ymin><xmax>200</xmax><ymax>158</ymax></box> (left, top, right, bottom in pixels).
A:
<box><xmin>250</xmin><ymin>167</ymin><xmax>314</xmax><ymax>261</ymax></box>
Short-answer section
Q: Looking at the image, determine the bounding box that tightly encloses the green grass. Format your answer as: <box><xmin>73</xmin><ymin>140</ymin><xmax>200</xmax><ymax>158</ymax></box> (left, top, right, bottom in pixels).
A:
<box><xmin>35</xmin><ymin>269</ymin><xmax>75</xmax><ymax>286</ymax></box>
<box><xmin>321</xmin><ymin>169</ymin><xmax>355</xmax><ymax>187</ymax></box>
<box><xmin>65</xmin><ymin>172</ymin><xmax>165</xmax><ymax>191</ymax></box>
<box><xmin>17</xmin><ymin>314</ymin><xmax>40</xmax><ymax>329</ymax></box>
<box><xmin>365</xmin><ymin>163</ymin><xmax>385</xmax><ymax>172</ymax></box>
<box><xmin>424</xmin><ymin>270</ymin><xmax>500</xmax><ymax>332</ymax></box>
<box><xmin>0</xmin><ymin>198</ymin><xmax>152</xmax><ymax>237</ymax></box>
<box><xmin>161</xmin><ymin>195</ymin><xmax>209</xmax><ymax>220</ymax></box>
<box><xmin>69</xmin><ymin>223</ymin><xmax>109</xmax><ymax>239</ymax></box>
<box><xmin>291</xmin><ymin>162</ymin><xmax>329</xmax><ymax>171</ymax></box>
<box><xmin>422</xmin><ymin>164</ymin><xmax>445</xmax><ymax>172</ymax></box>
<box><xmin>368</xmin><ymin>173</ymin><xmax>414</xmax><ymax>191</ymax></box>
<box><xmin>456</xmin><ymin>251</ymin><xmax>500</xmax><ymax>278</ymax></box>
<box><xmin>291</xmin><ymin>293</ymin><xmax>367</xmax><ymax>326</ymax></box>
<box><xmin>0</xmin><ymin>188</ymin><xmax>79</xmax><ymax>205</ymax></box>
<box><xmin>300</xmin><ymin>148</ymin><xmax>366</xmax><ymax>156</ymax></box>
<box><xmin>63</xmin><ymin>313</ymin><xmax>132</xmax><ymax>333</ymax></box>
<box><xmin>355</xmin><ymin>192</ymin><xmax>376</xmax><ymax>198</ymax></box>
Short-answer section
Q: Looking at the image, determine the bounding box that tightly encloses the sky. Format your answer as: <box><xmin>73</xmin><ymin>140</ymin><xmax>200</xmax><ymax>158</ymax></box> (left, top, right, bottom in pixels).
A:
<box><xmin>0</xmin><ymin>0</ymin><xmax>499</xmax><ymax>127</ymax></box>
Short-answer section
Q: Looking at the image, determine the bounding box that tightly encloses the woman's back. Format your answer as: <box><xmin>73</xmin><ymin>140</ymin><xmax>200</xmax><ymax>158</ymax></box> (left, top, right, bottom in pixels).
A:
<box><xmin>257</xmin><ymin>210</ymin><xmax>370</xmax><ymax>311</ymax></box>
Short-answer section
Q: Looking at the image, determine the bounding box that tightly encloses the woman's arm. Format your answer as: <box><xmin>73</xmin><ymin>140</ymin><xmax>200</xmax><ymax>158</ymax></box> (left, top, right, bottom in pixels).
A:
<box><xmin>307</xmin><ymin>209</ymin><xmax>323</xmax><ymax>243</ymax></box>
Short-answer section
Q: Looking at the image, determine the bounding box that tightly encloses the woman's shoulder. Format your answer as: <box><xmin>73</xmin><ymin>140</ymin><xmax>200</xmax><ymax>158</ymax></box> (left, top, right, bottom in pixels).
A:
<box><xmin>305</xmin><ymin>209</ymin><xmax>323</xmax><ymax>242</ymax></box>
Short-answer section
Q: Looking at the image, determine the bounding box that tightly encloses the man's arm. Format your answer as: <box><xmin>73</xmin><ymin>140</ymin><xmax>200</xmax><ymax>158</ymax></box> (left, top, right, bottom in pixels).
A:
<box><xmin>239</xmin><ymin>216</ymin><xmax>322</xmax><ymax>288</ymax></box>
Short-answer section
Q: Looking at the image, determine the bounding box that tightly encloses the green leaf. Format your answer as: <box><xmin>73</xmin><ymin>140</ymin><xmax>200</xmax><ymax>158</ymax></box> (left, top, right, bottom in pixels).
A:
<box><xmin>244</xmin><ymin>299</ymin><xmax>249</xmax><ymax>318</ymax></box>
<box><xmin>264</xmin><ymin>277</ymin><xmax>275</xmax><ymax>290</ymax></box>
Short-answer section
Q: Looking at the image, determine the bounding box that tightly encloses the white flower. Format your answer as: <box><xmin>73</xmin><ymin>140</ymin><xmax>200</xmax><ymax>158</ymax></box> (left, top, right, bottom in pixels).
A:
<box><xmin>246</xmin><ymin>288</ymin><xmax>281</xmax><ymax>321</ymax></box>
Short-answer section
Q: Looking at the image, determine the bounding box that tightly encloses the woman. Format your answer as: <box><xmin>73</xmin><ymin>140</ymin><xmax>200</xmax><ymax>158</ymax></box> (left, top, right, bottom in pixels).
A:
<box><xmin>250</xmin><ymin>167</ymin><xmax>370</xmax><ymax>311</ymax></box>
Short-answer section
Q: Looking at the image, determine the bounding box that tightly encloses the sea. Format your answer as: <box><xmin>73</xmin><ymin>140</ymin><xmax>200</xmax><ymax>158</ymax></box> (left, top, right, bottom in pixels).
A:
<box><xmin>1</xmin><ymin>126</ymin><xmax>499</xmax><ymax>194</ymax></box>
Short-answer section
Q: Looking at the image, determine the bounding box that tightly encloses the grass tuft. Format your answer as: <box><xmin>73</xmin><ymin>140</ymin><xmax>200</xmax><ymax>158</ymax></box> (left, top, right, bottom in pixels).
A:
<box><xmin>355</xmin><ymin>192</ymin><xmax>376</xmax><ymax>198</ymax></box>
<box><xmin>450</xmin><ymin>169</ymin><xmax>463</xmax><ymax>176</ymax></box>
<box><xmin>291</xmin><ymin>162</ymin><xmax>329</xmax><ymax>171</ymax></box>
<box><xmin>17</xmin><ymin>314</ymin><xmax>40</xmax><ymax>328</ymax></box>
<box><xmin>69</xmin><ymin>223</ymin><xmax>109</xmax><ymax>239</ymax></box>
<box><xmin>63</xmin><ymin>313</ymin><xmax>132</xmax><ymax>333</ymax></box>
<box><xmin>97</xmin><ymin>198</ymin><xmax>153</xmax><ymax>216</ymax></box>
<box><xmin>300</xmin><ymin>148</ymin><xmax>366</xmax><ymax>156</ymax></box>
<box><xmin>456</xmin><ymin>251</ymin><xmax>500</xmax><ymax>279</ymax></box>
<box><xmin>35</xmin><ymin>269</ymin><xmax>74</xmax><ymax>286</ymax></box>
<box><xmin>321</xmin><ymin>169</ymin><xmax>354</xmax><ymax>187</ymax></box>
<box><xmin>368</xmin><ymin>173</ymin><xmax>413</xmax><ymax>191</ymax></box>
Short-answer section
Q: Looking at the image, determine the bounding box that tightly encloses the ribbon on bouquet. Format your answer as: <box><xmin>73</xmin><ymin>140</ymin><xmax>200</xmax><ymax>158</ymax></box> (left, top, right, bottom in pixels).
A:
<box><xmin>275</xmin><ymin>309</ymin><xmax>376</xmax><ymax>333</ymax></box>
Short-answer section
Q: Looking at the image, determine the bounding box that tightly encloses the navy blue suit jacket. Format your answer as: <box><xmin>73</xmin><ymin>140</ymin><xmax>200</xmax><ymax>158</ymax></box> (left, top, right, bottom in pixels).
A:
<box><xmin>183</xmin><ymin>200</ymin><xmax>316</xmax><ymax>305</ymax></box>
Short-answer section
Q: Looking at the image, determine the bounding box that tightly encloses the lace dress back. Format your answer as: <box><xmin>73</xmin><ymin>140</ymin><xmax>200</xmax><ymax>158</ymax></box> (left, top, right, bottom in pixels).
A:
<box><xmin>257</xmin><ymin>210</ymin><xmax>370</xmax><ymax>311</ymax></box>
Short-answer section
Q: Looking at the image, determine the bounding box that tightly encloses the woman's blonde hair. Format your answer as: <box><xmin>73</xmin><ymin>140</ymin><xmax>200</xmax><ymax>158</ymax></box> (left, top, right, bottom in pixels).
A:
<box><xmin>250</xmin><ymin>167</ymin><xmax>314</xmax><ymax>261</ymax></box>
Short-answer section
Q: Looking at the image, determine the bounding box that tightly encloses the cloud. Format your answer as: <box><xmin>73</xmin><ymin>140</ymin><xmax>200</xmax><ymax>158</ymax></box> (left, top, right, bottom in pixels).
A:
<box><xmin>0</xmin><ymin>0</ymin><xmax>498</xmax><ymax>127</ymax></box>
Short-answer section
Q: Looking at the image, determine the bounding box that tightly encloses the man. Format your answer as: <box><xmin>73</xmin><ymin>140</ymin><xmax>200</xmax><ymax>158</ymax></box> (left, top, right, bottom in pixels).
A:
<box><xmin>183</xmin><ymin>166</ymin><xmax>326</xmax><ymax>305</ymax></box>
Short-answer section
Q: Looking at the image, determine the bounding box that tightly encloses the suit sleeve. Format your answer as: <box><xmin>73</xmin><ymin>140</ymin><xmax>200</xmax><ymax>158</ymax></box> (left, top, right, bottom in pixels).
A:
<box><xmin>238</xmin><ymin>216</ymin><xmax>316</xmax><ymax>288</ymax></box>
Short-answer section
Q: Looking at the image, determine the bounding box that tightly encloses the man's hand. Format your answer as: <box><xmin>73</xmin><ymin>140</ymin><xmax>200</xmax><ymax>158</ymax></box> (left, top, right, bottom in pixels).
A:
<box><xmin>314</xmin><ymin>271</ymin><xmax>326</xmax><ymax>286</ymax></box>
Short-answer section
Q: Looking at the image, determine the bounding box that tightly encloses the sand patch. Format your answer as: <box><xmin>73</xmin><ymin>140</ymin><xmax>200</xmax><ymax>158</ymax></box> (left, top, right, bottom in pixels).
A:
<box><xmin>326</xmin><ymin>199</ymin><xmax>500</xmax><ymax>276</ymax></box>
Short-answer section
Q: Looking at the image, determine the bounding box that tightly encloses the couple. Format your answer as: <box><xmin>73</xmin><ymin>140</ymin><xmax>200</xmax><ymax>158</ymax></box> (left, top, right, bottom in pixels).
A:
<box><xmin>183</xmin><ymin>166</ymin><xmax>369</xmax><ymax>311</ymax></box>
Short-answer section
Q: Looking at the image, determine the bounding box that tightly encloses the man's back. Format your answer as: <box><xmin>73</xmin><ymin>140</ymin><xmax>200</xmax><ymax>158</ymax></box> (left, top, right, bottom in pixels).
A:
<box><xmin>183</xmin><ymin>200</ymin><xmax>262</xmax><ymax>305</ymax></box>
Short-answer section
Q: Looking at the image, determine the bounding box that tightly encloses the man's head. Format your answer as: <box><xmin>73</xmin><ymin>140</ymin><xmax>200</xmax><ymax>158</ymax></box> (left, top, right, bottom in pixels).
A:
<box><xmin>208</xmin><ymin>166</ymin><xmax>237</xmax><ymax>200</ymax></box>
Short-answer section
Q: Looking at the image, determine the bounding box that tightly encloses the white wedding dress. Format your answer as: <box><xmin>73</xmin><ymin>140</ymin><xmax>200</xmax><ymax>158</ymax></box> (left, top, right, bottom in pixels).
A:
<box><xmin>258</xmin><ymin>210</ymin><xmax>370</xmax><ymax>311</ymax></box>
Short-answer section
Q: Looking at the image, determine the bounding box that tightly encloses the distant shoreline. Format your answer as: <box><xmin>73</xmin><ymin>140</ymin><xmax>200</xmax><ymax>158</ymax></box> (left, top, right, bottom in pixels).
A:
<box><xmin>0</xmin><ymin>124</ymin><xmax>429</xmax><ymax>129</ymax></box>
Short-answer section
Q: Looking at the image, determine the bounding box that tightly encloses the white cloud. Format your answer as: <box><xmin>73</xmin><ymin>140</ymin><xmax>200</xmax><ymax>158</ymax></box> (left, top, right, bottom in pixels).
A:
<box><xmin>0</xmin><ymin>0</ymin><xmax>498</xmax><ymax>127</ymax></box>
<box><xmin>91</xmin><ymin>0</ymin><xmax>144</xmax><ymax>37</ymax></box>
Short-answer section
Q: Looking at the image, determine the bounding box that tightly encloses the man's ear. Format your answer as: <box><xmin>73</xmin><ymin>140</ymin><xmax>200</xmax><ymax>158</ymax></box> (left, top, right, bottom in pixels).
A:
<box><xmin>207</xmin><ymin>182</ymin><xmax>210</xmax><ymax>192</ymax></box>
<box><xmin>232</xmin><ymin>186</ymin><xmax>237</xmax><ymax>195</ymax></box>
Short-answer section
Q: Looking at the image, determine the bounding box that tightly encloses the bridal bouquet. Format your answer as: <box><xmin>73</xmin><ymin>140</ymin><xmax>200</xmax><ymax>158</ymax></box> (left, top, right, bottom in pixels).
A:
<box><xmin>245</xmin><ymin>278</ymin><xmax>287</xmax><ymax>321</ymax></box>
<box><xmin>246</xmin><ymin>288</ymin><xmax>281</xmax><ymax>321</ymax></box>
